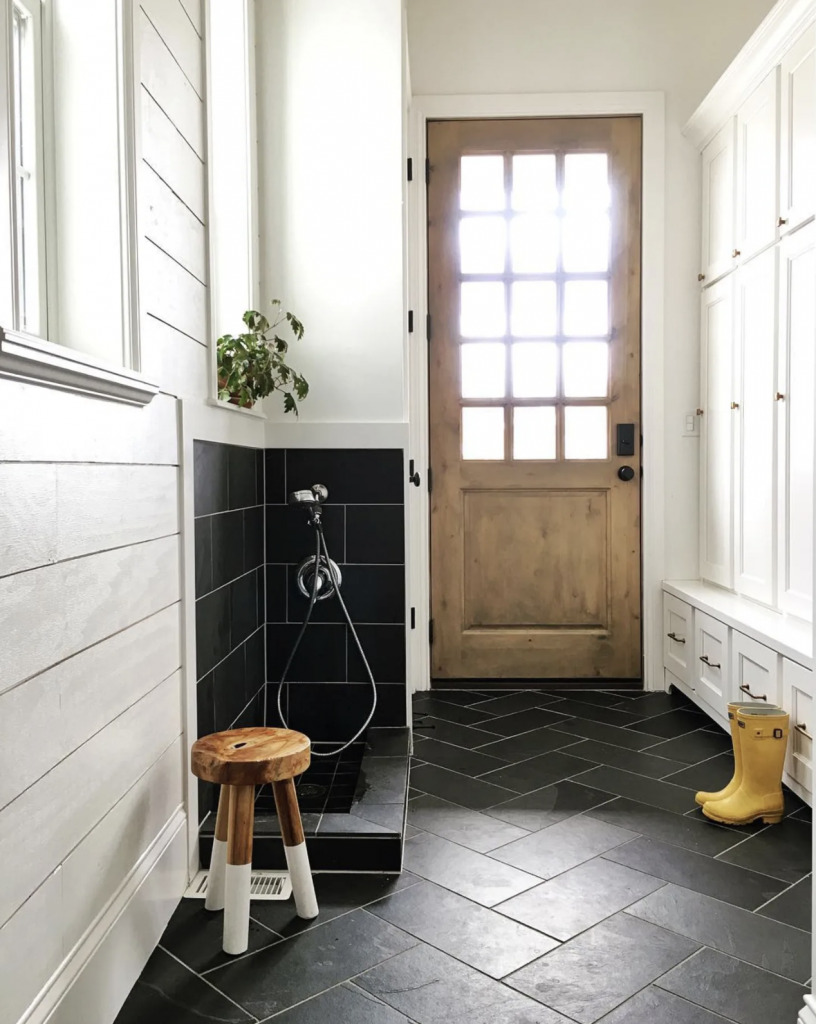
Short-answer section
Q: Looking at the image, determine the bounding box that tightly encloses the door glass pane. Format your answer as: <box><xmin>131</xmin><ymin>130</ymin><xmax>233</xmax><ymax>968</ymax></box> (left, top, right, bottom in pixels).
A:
<box><xmin>461</xmin><ymin>281</ymin><xmax>506</xmax><ymax>337</ymax></box>
<box><xmin>460</xmin><ymin>155</ymin><xmax>505</xmax><ymax>211</ymax></box>
<box><xmin>461</xmin><ymin>342</ymin><xmax>506</xmax><ymax>398</ymax></box>
<box><xmin>562</xmin><ymin>214</ymin><xmax>610</xmax><ymax>272</ymax></box>
<box><xmin>510</xmin><ymin>215</ymin><xmax>558</xmax><ymax>273</ymax></box>
<box><xmin>460</xmin><ymin>216</ymin><xmax>506</xmax><ymax>274</ymax></box>
<box><xmin>564</xmin><ymin>406</ymin><xmax>608</xmax><ymax>459</ymax></box>
<box><xmin>512</xmin><ymin>154</ymin><xmax>557</xmax><ymax>211</ymax></box>
<box><xmin>462</xmin><ymin>407</ymin><xmax>505</xmax><ymax>460</ymax></box>
<box><xmin>514</xmin><ymin>407</ymin><xmax>556</xmax><ymax>459</ymax></box>
<box><xmin>511</xmin><ymin>281</ymin><xmax>557</xmax><ymax>337</ymax></box>
<box><xmin>563</xmin><ymin>341</ymin><xmax>609</xmax><ymax>397</ymax></box>
<box><xmin>511</xmin><ymin>342</ymin><xmax>557</xmax><ymax>398</ymax></box>
<box><xmin>564</xmin><ymin>153</ymin><xmax>610</xmax><ymax>210</ymax></box>
<box><xmin>564</xmin><ymin>280</ymin><xmax>609</xmax><ymax>336</ymax></box>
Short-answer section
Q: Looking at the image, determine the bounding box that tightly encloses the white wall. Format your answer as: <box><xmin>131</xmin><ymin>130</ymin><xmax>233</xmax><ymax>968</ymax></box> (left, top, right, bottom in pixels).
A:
<box><xmin>405</xmin><ymin>0</ymin><xmax>777</xmax><ymax>578</ymax></box>
<box><xmin>255</xmin><ymin>0</ymin><xmax>406</xmax><ymax>428</ymax></box>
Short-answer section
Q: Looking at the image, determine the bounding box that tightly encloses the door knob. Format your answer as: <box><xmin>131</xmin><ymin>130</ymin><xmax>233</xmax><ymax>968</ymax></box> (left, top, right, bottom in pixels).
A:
<box><xmin>617</xmin><ymin>465</ymin><xmax>635</xmax><ymax>482</ymax></box>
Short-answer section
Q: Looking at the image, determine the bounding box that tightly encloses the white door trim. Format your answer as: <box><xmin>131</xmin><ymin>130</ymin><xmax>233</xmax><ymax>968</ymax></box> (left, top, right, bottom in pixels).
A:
<box><xmin>406</xmin><ymin>91</ymin><xmax>666</xmax><ymax>693</ymax></box>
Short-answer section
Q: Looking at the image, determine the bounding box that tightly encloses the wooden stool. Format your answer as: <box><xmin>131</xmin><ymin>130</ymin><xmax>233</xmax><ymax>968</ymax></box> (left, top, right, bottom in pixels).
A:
<box><xmin>191</xmin><ymin>727</ymin><xmax>319</xmax><ymax>954</ymax></box>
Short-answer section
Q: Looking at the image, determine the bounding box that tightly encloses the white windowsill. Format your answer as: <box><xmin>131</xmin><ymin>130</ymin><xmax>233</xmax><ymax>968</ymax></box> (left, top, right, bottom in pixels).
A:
<box><xmin>0</xmin><ymin>327</ymin><xmax>159</xmax><ymax>405</ymax></box>
<box><xmin>206</xmin><ymin>397</ymin><xmax>267</xmax><ymax>419</ymax></box>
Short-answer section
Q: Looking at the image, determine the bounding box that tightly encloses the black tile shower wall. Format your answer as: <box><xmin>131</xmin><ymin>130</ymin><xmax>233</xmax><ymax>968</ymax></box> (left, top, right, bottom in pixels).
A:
<box><xmin>265</xmin><ymin>448</ymin><xmax>407</xmax><ymax>743</ymax></box>
<box><xmin>194</xmin><ymin>441</ymin><xmax>266</xmax><ymax>820</ymax></box>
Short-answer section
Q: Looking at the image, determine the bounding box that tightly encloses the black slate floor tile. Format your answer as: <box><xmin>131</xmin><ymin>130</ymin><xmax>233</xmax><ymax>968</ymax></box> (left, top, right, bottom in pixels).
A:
<box><xmin>486</xmin><ymin>780</ymin><xmax>615</xmax><ymax>832</ymax></box>
<box><xmin>586</xmin><ymin>796</ymin><xmax>745</xmax><ymax>857</ymax></box>
<box><xmin>475</xmin><ymin>692</ymin><xmax>558</xmax><ymax>717</ymax></box>
<box><xmin>113</xmin><ymin>948</ymin><xmax>253</xmax><ymax>1024</ymax></box>
<box><xmin>425</xmin><ymin>689</ymin><xmax>494</xmax><ymax>706</ymax></box>
<box><xmin>159</xmin><ymin>899</ymin><xmax>279</xmax><ymax>974</ymax></box>
<box><xmin>757</xmin><ymin>874</ymin><xmax>812</xmax><ymax>932</ymax></box>
<box><xmin>368</xmin><ymin>879</ymin><xmax>560</xmax><ymax>978</ymax></box>
<box><xmin>791</xmin><ymin>803</ymin><xmax>813</xmax><ymax>822</ymax></box>
<box><xmin>553</xmin><ymin>716</ymin><xmax>663</xmax><ymax>751</ymax></box>
<box><xmin>603</xmin><ymin>837</ymin><xmax>788</xmax><ymax>910</ymax></box>
<box><xmin>271</xmin><ymin>983</ymin><xmax>412</xmax><ymax>1023</ymax></box>
<box><xmin>480</xmin><ymin>749</ymin><xmax>599</xmax><ymax>793</ymax></box>
<box><xmin>491</xmin><ymin>815</ymin><xmax>639</xmax><ymax>879</ymax></box>
<box><xmin>662</xmin><ymin>752</ymin><xmax>735</xmax><ymax>790</ymax></box>
<box><xmin>404</xmin><ymin>831</ymin><xmax>540</xmax><ymax>906</ymax></box>
<box><xmin>412</xmin><ymin>697</ymin><xmax>495</xmax><ymax>727</ymax></box>
<box><xmin>717</xmin><ymin>817</ymin><xmax>812</xmax><ymax>884</ymax></box>
<box><xmin>547</xmin><ymin>690</ymin><xmax>641</xmax><ymax>708</ymax></box>
<box><xmin>642</xmin><ymin>727</ymin><xmax>733</xmax><ymax>764</ymax></box>
<box><xmin>544</xmin><ymin>699</ymin><xmax>644</xmax><ymax>728</ymax></box>
<box><xmin>415</xmin><ymin>716</ymin><xmax>502</xmax><ymax>749</ymax></box>
<box><xmin>626</xmin><ymin>708</ymin><xmax>708</xmax><ymax>738</ymax></box>
<box><xmin>207</xmin><ymin>910</ymin><xmax>417</xmax><ymax>1018</ymax></box>
<box><xmin>596</xmin><ymin>986</ymin><xmax>732</xmax><ymax>1023</ymax></box>
<box><xmin>497</xmin><ymin>857</ymin><xmax>665</xmax><ymax>940</ymax></box>
<box><xmin>566</xmin><ymin>739</ymin><xmax>686</xmax><ymax>780</ymax></box>
<box><xmin>656</xmin><ymin>947</ymin><xmax>808</xmax><ymax>1024</ymax></box>
<box><xmin>610</xmin><ymin>690</ymin><xmax>694</xmax><ymax>717</ymax></box>
<box><xmin>408</xmin><ymin>793</ymin><xmax>530</xmax><ymax>852</ymax></box>
<box><xmin>410</xmin><ymin>762</ymin><xmax>516</xmax><ymax>809</ymax></box>
<box><xmin>627</xmin><ymin>882</ymin><xmax>811</xmax><ymax>982</ymax></box>
<box><xmin>575</xmin><ymin>765</ymin><xmax>698</xmax><ymax>814</ymax></box>
<box><xmin>476</xmin><ymin>726</ymin><xmax>582</xmax><ymax>760</ymax></box>
<box><xmin>485</xmin><ymin>707</ymin><xmax>575</xmax><ymax>736</ymax></box>
<box><xmin>357</xmin><ymin>942</ymin><xmax>572</xmax><ymax>1023</ymax></box>
<box><xmin>411</xmin><ymin>736</ymin><xmax>507</xmax><ymax>776</ymax></box>
<box><xmin>507</xmin><ymin>912</ymin><xmax>699</xmax><ymax>1023</ymax></box>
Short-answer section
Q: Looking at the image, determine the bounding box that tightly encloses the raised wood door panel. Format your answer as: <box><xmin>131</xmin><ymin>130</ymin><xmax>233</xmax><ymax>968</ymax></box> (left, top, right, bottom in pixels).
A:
<box><xmin>663</xmin><ymin>595</ymin><xmax>693</xmax><ymax>685</ymax></box>
<box><xmin>736</xmin><ymin>70</ymin><xmax>780</xmax><ymax>262</ymax></box>
<box><xmin>777</xmin><ymin>222</ymin><xmax>815</xmax><ymax>621</ymax></box>
<box><xmin>694</xmin><ymin>611</ymin><xmax>730</xmax><ymax>720</ymax></box>
<box><xmin>428</xmin><ymin>116</ymin><xmax>642</xmax><ymax>680</ymax></box>
<box><xmin>699</xmin><ymin>277</ymin><xmax>734</xmax><ymax>589</ymax></box>
<box><xmin>780</xmin><ymin>26</ymin><xmax>816</xmax><ymax>234</ymax></box>
<box><xmin>732</xmin><ymin>631</ymin><xmax>781</xmax><ymax>707</ymax></box>
<box><xmin>734</xmin><ymin>247</ymin><xmax>777</xmax><ymax>607</ymax></box>
<box><xmin>701</xmin><ymin>120</ymin><xmax>736</xmax><ymax>283</ymax></box>
<box><xmin>782</xmin><ymin>658</ymin><xmax>813</xmax><ymax>794</ymax></box>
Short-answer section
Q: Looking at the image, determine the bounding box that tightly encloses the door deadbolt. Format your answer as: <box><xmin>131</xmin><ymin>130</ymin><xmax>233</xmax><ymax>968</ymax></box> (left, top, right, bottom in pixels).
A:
<box><xmin>618</xmin><ymin>465</ymin><xmax>635</xmax><ymax>482</ymax></box>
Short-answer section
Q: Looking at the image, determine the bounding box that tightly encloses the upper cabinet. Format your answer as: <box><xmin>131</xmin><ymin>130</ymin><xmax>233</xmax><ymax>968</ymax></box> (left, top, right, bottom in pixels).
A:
<box><xmin>701</xmin><ymin>121</ymin><xmax>736</xmax><ymax>283</ymax></box>
<box><xmin>780</xmin><ymin>26</ymin><xmax>816</xmax><ymax>232</ymax></box>
<box><xmin>736</xmin><ymin>71</ymin><xmax>780</xmax><ymax>262</ymax></box>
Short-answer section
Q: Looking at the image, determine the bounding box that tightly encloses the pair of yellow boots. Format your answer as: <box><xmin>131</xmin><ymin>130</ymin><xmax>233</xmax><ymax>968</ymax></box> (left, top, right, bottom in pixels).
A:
<box><xmin>696</xmin><ymin>702</ymin><xmax>790</xmax><ymax>826</ymax></box>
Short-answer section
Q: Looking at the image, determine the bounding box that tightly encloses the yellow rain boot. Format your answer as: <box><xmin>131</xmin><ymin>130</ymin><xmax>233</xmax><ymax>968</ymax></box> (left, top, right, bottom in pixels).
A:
<box><xmin>702</xmin><ymin>706</ymin><xmax>789</xmax><ymax>826</ymax></box>
<box><xmin>695</xmin><ymin>701</ymin><xmax>779</xmax><ymax>807</ymax></box>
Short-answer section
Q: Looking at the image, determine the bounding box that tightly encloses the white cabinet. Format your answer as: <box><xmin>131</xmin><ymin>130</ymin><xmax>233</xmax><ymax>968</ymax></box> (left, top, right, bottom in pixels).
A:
<box><xmin>780</xmin><ymin>26</ymin><xmax>816</xmax><ymax>233</ymax></box>
<box><xmin>701</xmin><ymin>120</ymin><xmax>736</xmax><ymax>283</ymax></box>
<box><xmin>736</xmin><ymin>71</ymin><xmax>780</xmax><ymax>262</ymax></box>
<box><xmin>777</xmin><ymin>222</ymin><xmax>816</xmax><ymax>620</ymax></box>
<box><xmin>783</xmin><ymin>658</ymin><xmax>814</xmax><ymax>793</ymax></box>
<box><xmin>732</xmin><ymin>630</ymin><xmax>781</xmax><ymax>706</ymax></box>
<box><xmin>663</xmin><ymin>595</ymin><xmax>692</xmax><ymax>685</ymax></box>
<box><xmin>694</xmin><ymin>611</ymin><xmax>730</xmax><ymax>718</ymax></box>
<box><xmin>700</xmin><ymin>277</ymin><xmax>734</xmax><ymax>588</ymax></box>
<box><xmin>734</xmin><ymin>247</ymin><xmax>777</xmax><ymax>606</ymax></box>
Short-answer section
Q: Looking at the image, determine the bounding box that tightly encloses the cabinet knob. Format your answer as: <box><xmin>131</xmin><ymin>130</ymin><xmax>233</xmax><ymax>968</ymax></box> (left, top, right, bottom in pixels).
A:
<box><xmin>698</xmin><ymin>273</ymin><xmax>706</xmax><ymax>282</ymax></box>
<box><xmin>696</xmin><ymin>408</ymin><xmax>704</xmax><ymax>416</ymax></box>
<box><xmin>775</xmin><ymin>392</ymin><xmax>785</xmax><ymax>401</ymax></box>
<box><xmin>732</xmin><ymin>249</ymin><xmax>741</xmax><ymax>258</ymax></box>
<box><xmin>778</xmin><ymin>216</ymin><xmax>789</xmax><ymax>227</ymax></box>
<box><xmin>731</xmin><ymin>401</ymin><xmax>739</xmax><ymax>410</ymax></box>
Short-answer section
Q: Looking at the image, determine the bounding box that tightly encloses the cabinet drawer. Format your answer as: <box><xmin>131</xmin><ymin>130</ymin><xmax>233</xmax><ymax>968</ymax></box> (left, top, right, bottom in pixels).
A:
<box><xmin>694</xmin><ymin>612</ymin><xmax>730</xmax><ymax>719</ymax></box>
<box><xmin>732</xmin><ymin>630</ymin><xmax>780</xmax><ymax>707</ymax></box>
<box><xmin>783</xmin><ymin>658</ymin><xmax>813</xmax><ymax>794</ymax></box>
<box><xmin>664</xmin><ymin>595</ymin><xmax>693</xmax><ymax>684</ymax></box>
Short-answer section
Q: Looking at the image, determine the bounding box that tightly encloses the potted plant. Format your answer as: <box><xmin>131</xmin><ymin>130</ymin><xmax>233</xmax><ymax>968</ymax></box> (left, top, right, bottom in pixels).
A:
<box><xmin>217</xmin><ymin>302</ymin><xmax>309</xmax><ymax>414</ymax></box>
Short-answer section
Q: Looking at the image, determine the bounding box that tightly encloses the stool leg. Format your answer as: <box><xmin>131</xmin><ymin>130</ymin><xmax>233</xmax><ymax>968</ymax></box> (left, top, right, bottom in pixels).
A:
<box><xmin>224</xmin><ymin>784</ymin><xmax>254</xmax><ymax>955</ymax></box>
<box><xmin>272</xmin><ymin>778</ymin><xmax>318</xmax><ymax>920</ymax></box>
<box><xmin>205</xmin><ymin>785</ymin><xmax>230</xmax><ymax>912</ymax></box>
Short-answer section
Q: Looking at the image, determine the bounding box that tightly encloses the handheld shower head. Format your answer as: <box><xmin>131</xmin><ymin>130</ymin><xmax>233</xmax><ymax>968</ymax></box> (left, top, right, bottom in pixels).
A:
<box><xmin>289</xmin><ymin>484</ymin><xmax>329</xmax><ymax>523</ymax></box>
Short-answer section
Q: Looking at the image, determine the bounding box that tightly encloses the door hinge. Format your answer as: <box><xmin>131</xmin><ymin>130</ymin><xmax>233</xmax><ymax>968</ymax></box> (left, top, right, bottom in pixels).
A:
<box><xmin>407</xmin><ymin>157</ymin><xmax>413</xmax><ymax>182</ymax></box>
<box><xmin>425</xmin><ymin>157</ymin><xmax>431</xmax><ymax>185</ymax></box>
<box><xmin>410</xmin><ymin>607</ymin><xmax>416</xmax><ymax>629</ymax></box>
<box><xmin>427</xmin><ymin>467</ymin><xmax>433</xmax><ymax>493</ymax></box>
<box><xmin>408</xmin><ymin>309</ymin><xmax>414</xmax><ymax>333</ymax></box>
<box><xmin>426</xmin><ymin>313</ymin><xmax>431</xmax><ymax>341</ymax></box>
<box><xmin>429</xmin><ymin>618</ymin><xmax>435</xmax><ymax>645</ymax></box>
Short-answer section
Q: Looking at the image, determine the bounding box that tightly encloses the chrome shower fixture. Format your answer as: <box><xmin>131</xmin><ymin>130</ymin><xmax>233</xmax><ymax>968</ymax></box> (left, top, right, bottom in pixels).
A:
<box><xmin>295</xmin><ymin>554</ymin><xmax>342</xmax><ymax>601</ymax></box>
<box><xmin>288</xmin><ymin>483</ymin><xmax>329</xmax><ymax>525</ymax></box>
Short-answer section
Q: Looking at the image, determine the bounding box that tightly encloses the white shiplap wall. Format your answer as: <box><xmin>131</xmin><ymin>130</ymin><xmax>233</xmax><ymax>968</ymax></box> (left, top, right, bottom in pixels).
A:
<box><xmin>0</xmin><ymin>2</ymin><xmax>214</xmax><ymax>1021</ymax></box>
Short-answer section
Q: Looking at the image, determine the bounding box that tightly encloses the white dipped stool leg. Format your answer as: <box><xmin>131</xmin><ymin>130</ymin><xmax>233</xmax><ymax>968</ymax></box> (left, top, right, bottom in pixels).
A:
<box><xmin>273</xmin><ymin>778</ymin><xmax>319</xmax><ymax>919</ymax></box>
<box><xmin>205</xmin><ymin>786</ymin><xmax>230</xmax><ymax>912</ymax></box>
<box><xmin>223</xmin><ymin>784</ymin><xmax>254</xmax><ymax>954</ymax></box>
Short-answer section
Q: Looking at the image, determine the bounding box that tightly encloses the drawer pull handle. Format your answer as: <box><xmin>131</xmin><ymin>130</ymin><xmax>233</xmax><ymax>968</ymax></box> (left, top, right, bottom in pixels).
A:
<box><xmin>699</xmin><ymin>655</ymin><xmax>721</xmax><ymax>669</ymax></box>
<box><xmin>667</xmin><ymin>632</ymin><xmax>686</xmax><ymax>644</ymax></box>
<box><xmin>739</xmin><ymin>684</ymin><xmax>767</xmax><ymax>701</ymax></box>
<box><xmin>795</xmin><ymin>723</ymin><xmax>813</xmax><ymax>740</ymax></box>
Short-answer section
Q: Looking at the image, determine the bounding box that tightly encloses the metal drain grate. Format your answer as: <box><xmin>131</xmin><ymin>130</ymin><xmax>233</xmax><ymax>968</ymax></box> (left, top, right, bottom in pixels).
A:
<box><xmin>184</xmin><ymin>870</ymin><xmax>293</xmax><ymax>901</ymax></box>
<box><xmin>298</xmin><ymin>783</ymin><xmax>327</xmax><ymax>799</ymax></box>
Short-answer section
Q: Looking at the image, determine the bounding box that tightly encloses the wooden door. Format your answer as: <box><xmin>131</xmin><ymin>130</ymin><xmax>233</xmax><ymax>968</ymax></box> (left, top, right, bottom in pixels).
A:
<box><xmin>428</xmin><ymin>116</ymin><xmax>642</xmax><ymax>681</ymax></box>
<box><xmin>701</xmin><ymin>120</ymin><xmax>736</xmax><ymax>283</ymax></box>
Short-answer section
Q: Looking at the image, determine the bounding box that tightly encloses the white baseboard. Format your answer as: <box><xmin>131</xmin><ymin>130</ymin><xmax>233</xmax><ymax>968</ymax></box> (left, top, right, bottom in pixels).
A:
<box><xmin>21</xmin><ymin>809</ymin><xmax>187</xmax><ymax>1024</ymax></box>
<box><xmin>799</xmin><ymin>994</ymin><xmax>816</xmax><ymax>1024</ymax></box>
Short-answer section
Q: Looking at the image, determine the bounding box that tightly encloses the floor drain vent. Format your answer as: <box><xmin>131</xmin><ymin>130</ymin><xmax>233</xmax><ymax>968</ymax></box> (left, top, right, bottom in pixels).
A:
<box><xmin>298</xmin><ymin>783</ymin><xmax>327</xmax><ymax>798</ymax></box>
<box><xmin>185</xmin><ymin>871</ymin><xmax>293</xmax><ymax>901</ymax></box>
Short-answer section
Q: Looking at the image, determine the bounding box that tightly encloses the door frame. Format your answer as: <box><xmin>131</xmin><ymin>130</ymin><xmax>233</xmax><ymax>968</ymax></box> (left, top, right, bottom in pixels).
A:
<box><xmin>406</xmin><ymin>91</ymin><xmax>666</xmax><ymax>693</ymax></box>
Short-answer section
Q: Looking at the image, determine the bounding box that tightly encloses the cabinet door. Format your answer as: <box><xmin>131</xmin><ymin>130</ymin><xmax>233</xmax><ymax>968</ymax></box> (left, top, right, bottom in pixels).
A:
<box><xmin>778</xmin><ymin>222</ymin><xmax>815</xmax><ymax>620</ymax></box>
<box><xmin>734</xmin><ymin>248</ymin><xmax>777</xmax><ymax>606</ymax></box>
<box><xmin>663</xmin><ymin>595</ymin><xmax>693</xmax><ymax>684</ymax></box>
<box><xmin>701</xmin><ymin>120</ymin><xmax>736</xmax><ymax>283</ymax></box>
<box><xmin>736</xmin><ymin>70</ymin><xmax>780</xmax><ymax>261</ymax></box>
<box><xmin>780</xmin><ymin>27</ymin><xmax>816</xmax><ymax>234</ymax></box>
<box><xmin>694</xmin><ymin>611</ymin><xmax>731</xmax><ymax>719</ymax></box>
<box><xmin>732</xmin><ymin>631</ymin><xmax>780</xmax><ymax>706</ymax></box>
<box><xmin>782</xmin><ymin>658</ymin><xmax>813</xmax><ymax>794</ymax></box>
<box><xmin>700</xmin><ymin>277</ymin><xmax>734</xmax><ymax>588</ymax></box>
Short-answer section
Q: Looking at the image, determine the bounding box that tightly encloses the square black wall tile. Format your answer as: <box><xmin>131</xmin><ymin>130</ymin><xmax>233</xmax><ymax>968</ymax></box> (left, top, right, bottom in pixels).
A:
<box><xmin>196</xmin><ymin>671</ymin><xmax>215</xmax><ymax>739</ymax></box>
<box><xmin>266</xmin><ymin>565</ymin><xmax>287</xmax><ymax>622</ymax></box>
<box><xmin>244</xmin><ymin>506</ymin><xmax>264</xmax><ymax>570</ymax></box>
<box><xmin>195</xmin><ymin>586</ymin><xmax>230</xmax><ymax>679</ymax></box>
<box><xmin>228</xmin><ymin>446</ymin><xmax>258</xmax><ymax>509</ymax></box>
<box><xmin>245</xmin><ymin>627</ymin><xmax>266</xmax><ymax>698</ymax></box>
<box><xmin>214</xmin><ymin>646</ymin><xmax>247</xmax><ymax>731</ymax></box>
<box><xmin>287</xmin><ymin>683</ymin><xmax>382</xmax><ymax>741</ymax></box>
<box><xmin>231</xmin><ymin>571</ymin><xmax>259</xmax><ymax>646</ymax></box>
<box><xmin>194</xmin><ymin>440</ymin><xmax>229</xmax><ymax>517</ymax></box>
<box><xmin>212</xmin><ymin>510</ymin><xmax>245</xmax><ymax>589</ymax></box>
<box><xmin>286</xmin><ymin>449</ymin><xmax>404</xmax><ymax>505</ymax></box>
<box><xmin>348</xmin><ymin>625</ymin><xmax>407</xmax><ymax>683</ymax></box>
<box><xmin>346</xmin><ymin>505</ymin><xmax>405</xmax><ymax>563</ymax></box>
<box><xmin>256</xmin><ymin>448</ymin><xmax>265</xmax><ymax>504</ymax></box>
<box><xmin>194</xmin><ymin>517</ymin><xmax>212</xmax><ymax>598</ymax></box>
<box><xmin>342</xmin><ymin>565</ymin><xmax>405</xmax><ymax>623</ymax></box>
<box><xmin>267</xmin><ymin>623</ymin><xmax>347</xmax><ymax>682</ymax></box>
<box><xmin>374</xmin><ymin>683</ymin><xmax>408</xmax><ymax>726</ymax></box>
<box><xmin>265</xmin><ymin>448</ymin><xmax>286</xmax><ymax>504</ymax></box>
<box><xmin>266</xmin><ymin>502</ymin><xmax>345</xmax><ymax>565</ymax></box>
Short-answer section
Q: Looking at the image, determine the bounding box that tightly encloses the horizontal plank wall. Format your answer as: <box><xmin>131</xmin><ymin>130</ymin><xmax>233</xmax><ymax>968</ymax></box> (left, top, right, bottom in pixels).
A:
<box><xmin>0</xmin><ymin>2</ymin><xmax>208</xmax><ymax>1023</ymax></box>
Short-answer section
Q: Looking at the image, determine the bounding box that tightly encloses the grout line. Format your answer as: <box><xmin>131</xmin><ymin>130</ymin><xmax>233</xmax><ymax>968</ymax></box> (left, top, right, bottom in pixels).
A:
<box><xmin>157</xmin><ymin>945</ymin><xmax>262</xmax><ymax>1021</ymax></box>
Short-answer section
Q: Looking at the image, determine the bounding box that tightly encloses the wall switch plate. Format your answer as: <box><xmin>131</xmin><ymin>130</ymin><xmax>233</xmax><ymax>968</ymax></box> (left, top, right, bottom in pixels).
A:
<box><xmin>683</xmin><ymin>412</ymin><xmax>699</xmax><ymax>437</ymax></box>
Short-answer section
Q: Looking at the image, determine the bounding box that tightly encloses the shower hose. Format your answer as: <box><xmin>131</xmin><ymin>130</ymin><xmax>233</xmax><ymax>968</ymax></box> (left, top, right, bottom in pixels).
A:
<box><xmin>276</xmin><ymin>522</ymin><xmax>378</xmax><ymax>757</ymax></box>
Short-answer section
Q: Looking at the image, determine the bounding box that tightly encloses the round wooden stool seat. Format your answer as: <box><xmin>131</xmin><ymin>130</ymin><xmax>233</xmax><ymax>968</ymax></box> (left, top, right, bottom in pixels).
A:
<box><xmin>191</xmin><ymin>727</ymin><xmax>311</xmax><ymax>787</ymax></box>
